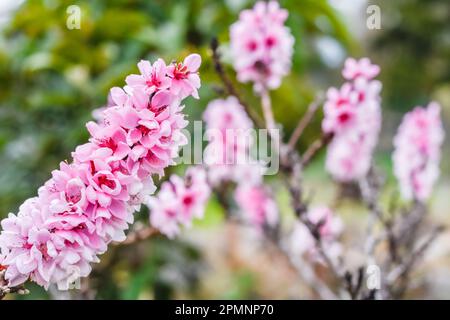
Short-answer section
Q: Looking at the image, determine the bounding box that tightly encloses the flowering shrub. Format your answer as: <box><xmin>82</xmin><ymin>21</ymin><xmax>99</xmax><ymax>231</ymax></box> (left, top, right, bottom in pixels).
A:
<box><xmin>0</xmin><ymin>1</ymin><xmax>446</xmax><ymax>300</ymax></box>
<box><xmin>230</xmin><ymin>0</ymin><xmax>294</xmax><ymax>92</ymax></box>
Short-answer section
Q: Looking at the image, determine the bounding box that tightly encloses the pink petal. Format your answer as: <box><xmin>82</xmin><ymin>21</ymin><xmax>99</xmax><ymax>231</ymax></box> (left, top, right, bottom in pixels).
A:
<box><xmin>184</xmin><ymin>54</ymin><xmax>201</xmax><ymax>72</ymax></box>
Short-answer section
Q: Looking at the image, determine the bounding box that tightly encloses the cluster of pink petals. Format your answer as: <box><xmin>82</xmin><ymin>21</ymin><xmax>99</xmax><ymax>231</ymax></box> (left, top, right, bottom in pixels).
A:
<box><xmin>342</xmin><ymin>57</ymin><xmax>380</xmax><ymax>81</ymax></box>
<box><xmin>0</xmin><ymin>54</ymin><xmax>202</xmax><ymax>289</ymax></box>
<box><xmin>323</xmin><ymin>57</ymin><xmax>382</xmax><ymax>182</ymax></box>
<box><xmin>393</xmin><ymin>102</ymin><xmax>445</xmax><ymax>202</ymax></box>
<box><xmin>230</xmin><ymin>1</ymin><xmax>294</xmax><ymax>92</ymax></box>
<box><xmin>234</xmin><ymin>184</ymin><xmax>278</xmax><ymax>229</ymax></box>
<box><xmin>290</xmin><ymin>207</ymin><xmax>343</xmax><ymax>263</ymax></box>
<box><xmin>147</xmin><ymin>167</ymin><xmax>210</xmax><ymax>239</ymax></box>
<box><xmin>203</xmin><ymin>96</ymin><xmax>265</xmax><ymax>186</ymax></box>
<box><xmin>203</xmin><ymin>96</ymin><xmax>278</xmax><ymax>228</ymax></box>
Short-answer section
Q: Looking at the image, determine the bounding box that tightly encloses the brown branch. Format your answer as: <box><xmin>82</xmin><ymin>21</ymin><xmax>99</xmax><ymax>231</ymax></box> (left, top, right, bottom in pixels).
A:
<box><xmin>260</xmin><ymin>88</ymin><xmax>276</xmax><ymax>131</ymax></box>
<box><xmin>117</xmin><ymin>226</ymin><xmax>160</xmax><ymax>246</ymax></box>
<box><xmin>281</xmin><ymin>152</ymin><xmax>345</xmax><ymax>287</ymax></box>
<box><xmin>359</xmin><ymin>167</ymin><xmax>397</xmax><ymax>264</ymax></box>
<box><xmin>389</xmin><ymin>225</ymin><xmax>444</xmax><ymax>282</ymax></box>
<box><xmin>287</xmin><ymin>94</ymin><xmax>323</xmax><ymax>150</ymax></box>
<box><xmin>301</xmin><ymin>133</ymin><xmax>333</xmax><ymax>167</ymax></box>
<box><xmin>210</xmin><ymin>38</ymin><xmax>265</xmax><ymax>128</ymax></box>
<box><xmin>344</xmin><ymin>267</ymin><xmax>364</xmax><ymax>300</ymax></box>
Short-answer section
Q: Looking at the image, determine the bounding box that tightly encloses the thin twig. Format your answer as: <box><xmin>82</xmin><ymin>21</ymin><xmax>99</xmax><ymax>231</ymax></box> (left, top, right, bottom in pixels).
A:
<box><xmin>287</xmin><ymin>94</ymin><xmax>323</xmax><ymax>150</ymax></box>
<box><xmin>387</xmin><ymin>225</ymin><xmax>444</xmax><ymax>284</ymax></box>
<box><xmin>359</xmin><ymin>168</ymin><xmax>390</xmax><ymax>261</ymax></box>
<box><xmin>117</xmin><ymin>226</ymin><xmax>159</xmax><ymax>245</ymax></box>
<box><xmin>344</xmin><ymin>267</ymin><xmax>364</xmax><ymax>300</ymax></box>
<box><xmin>301</xmin><ymin>133</ymin><xmax>333</xmax><ymax>167</ymax></box>
<box><xmin>281</xmin><ymin>152</ymin><xmax>345</xmax><ymax>286</ymax></box>
<box><xmin>260</xmin><ymin>88</ymin><xmax>276</xmax><ymax>131</ymax></box>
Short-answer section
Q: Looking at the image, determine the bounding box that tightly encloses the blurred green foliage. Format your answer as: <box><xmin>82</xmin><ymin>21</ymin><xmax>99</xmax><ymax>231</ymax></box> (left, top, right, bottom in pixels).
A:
<box><xmin>370</xmin><ymin>0</ymin><xmax>450</xmax><ymax>111</ymax></box>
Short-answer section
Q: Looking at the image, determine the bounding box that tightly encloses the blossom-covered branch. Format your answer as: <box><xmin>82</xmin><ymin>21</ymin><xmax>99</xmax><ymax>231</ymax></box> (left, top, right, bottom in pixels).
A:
<box><xmin>0</xmin><ymin>53</ymin><xmax>202</xmax><ymax>294</ymax></box>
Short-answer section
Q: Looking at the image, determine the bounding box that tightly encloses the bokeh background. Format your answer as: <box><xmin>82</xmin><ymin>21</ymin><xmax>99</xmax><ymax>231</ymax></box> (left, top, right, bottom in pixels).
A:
<box><xmin>0</xmin><ymin>0</ymin><xmax>449</xmax><ymax>299</ymax></box>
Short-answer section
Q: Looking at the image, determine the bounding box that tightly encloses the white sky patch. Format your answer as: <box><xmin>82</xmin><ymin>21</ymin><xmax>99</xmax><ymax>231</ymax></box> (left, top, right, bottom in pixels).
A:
<box><xmin>315</xmin><ymin>36</ymin><xmax>346</xmax><ymax>68</ymax></box>
<box><xmin>329</xmin><ymin>0</ymin><xmax>368</xmax><ymax>39</ymax></box>
<box><xmin>0</xmin><ymin>0</ymin><xmax>23</xmax><ymax>30</ymax></box>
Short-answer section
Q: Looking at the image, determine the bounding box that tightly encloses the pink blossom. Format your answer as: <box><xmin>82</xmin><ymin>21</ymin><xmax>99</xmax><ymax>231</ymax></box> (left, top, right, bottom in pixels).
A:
<box><xmin>0</xmin><ymin>198</ymin><xmax>100</xmax><ymax>289</ymax></box>
<box><xmin>325</xmin><ymin>132</ymin><xmax>373</xmax><ymax>183</ymax></box>
<box><xmin>342</xmin><ymin>57</ymin><xmax>380</xmax><ymax>81</ymax></box>
<box><xmin>290</xmin><ymin>207</ymin><xmax>343</xmax><ymax>263</ymax></box>
<box><xmin>393</xmin><ymin>102</ymin><xmax>445</xmax><ymax>202</ymax></box>
<box><xmin>147</xmin><ymin>167</ymin><xmax>210</xmax><ymax>238</ymax></box>
<box><xmin>323</xmin><ymin>57</ymin><xmax>382</xmax><ymax>182</ymax></box>
<box><xmin>203</xmin><ymin>96</ymin><xmax>253</xmax><ymax>133</ymax></box>
<box><xmin>230</xmin><ymin>1</ymin><xmax>294</xmax><ymax>92</ymax></box>
<box><xmin>202</xmin><ymin>97</ymin><xmax>269</xmax><ymax>212</ymax></box>
<box><xmin>322</xmin><ymin>83</ymin><xmax>358</xmax><ymax>134</ymax></box>
<box><xmin>235</xmin><ymin>184</ymin><xmax>278</xmax><ymax>228</ymax></box>
<box><xmin>0</xmin><ymin>55</ymin><xmax>201</xmax><ymax>290</ymax></box>
<box><xmin>147</xmin><ymin>186</ymin><xmax>181</xmax><ymax>239</ymax></box>
<box><xmin>203</xmin><ymin>97</ymin><xmax>264</xmax><ymax>186</ymax></box>
<box><xmin>86</xmin><ymin>124</ymin><xmax>131</xmax><ymax>161</ymax></box>
<box><xmin>167</xmin><ymin>54</ymin><xmax>202</xmax><ymax>99</ymax></box>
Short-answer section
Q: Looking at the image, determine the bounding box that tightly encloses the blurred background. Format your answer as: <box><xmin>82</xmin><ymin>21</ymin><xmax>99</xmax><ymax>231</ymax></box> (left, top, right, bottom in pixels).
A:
<box><xmin>0</xmin><ymin>0</ymin><xmax>449</xmax><ymax>299</ymax></box>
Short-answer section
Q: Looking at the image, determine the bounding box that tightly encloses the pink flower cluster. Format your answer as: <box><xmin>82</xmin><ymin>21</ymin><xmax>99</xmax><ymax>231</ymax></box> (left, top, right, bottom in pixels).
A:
<box><xmin>147</xmin><ymin>167</ymin><xmax>210</xmax><ymax>239</ymax></box>
<box><xmin>393</xmin><ymin>102</ymin><xmax>445</xmax><ymax>202</ymax></box>
<box><xmin>234</xmin><ymin>184</ymin><xmax>278</xmax><ymax>229</ymax></box>
<box><xmin>230</xmin><ymin>1</ymin><xmax>294</xmax><ymax>92</ymax></box>
<box><xmin>323</xmin><ymin>58</ymin><xmax>382</xmax><ymax>182</ymax></box>
<box><xmin>290</xmin><ymin>207</ymin><xmax>343</xmax><ymax>263</ymax></box>
<box><xmin>0</xmin><ymin>54</ymin><xmax>201</xmax><ymax>289</ymax></box>
<box><xmin>203</xmin><ymin>96</ymin><xmax>278</xmax><ymax>228</ymax></box>
<box><xmin>203</xmin><ymin>96</ymin><xmax>265</xmax><ymax>186</ymax></box>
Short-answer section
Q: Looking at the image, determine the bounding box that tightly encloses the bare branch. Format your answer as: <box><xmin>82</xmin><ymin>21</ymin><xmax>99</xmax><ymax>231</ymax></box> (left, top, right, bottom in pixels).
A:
<box><xmin>117</xmin><ymin>225</ymin><xmax>160</xmax><ymax>246</ymax></box>
<box><xmin>301</xmin><ymin>133</ymin><xmax>333</xmax><ymax>167</ymax></box>
<box><xmin>287</xmin><ymin>94</ymin><xmax>323</xmax><ymax>150</ymax></box>
<box><xmin>388</xmin><ymin>225</ymin><xmax>444</xmax><ymax>284</ymax></box>
<box><xmin>260</xmin><ymin>88</ymin><xmax>276</xmax><ymax>131</ymax></box>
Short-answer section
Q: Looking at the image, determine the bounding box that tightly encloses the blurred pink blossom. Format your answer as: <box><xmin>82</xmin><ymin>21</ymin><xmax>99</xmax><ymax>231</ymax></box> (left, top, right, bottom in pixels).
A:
<box><xmin>147</xmin><ymin>167</ymin><xmax>210</xmax><ymax>238</ymax></box>
<box><xmin>323</xmin><ymin>57</ymin><xmax>382</xmax><ymax>182</ymax></box>
<box><xmin>203</xmin><ymin>97</ymin><xmax>264</xmax><ymax>186</ymax></box>
<box><xmin>290</xmin><ymin>207</ymin><xmax>343</xmax><ymax>264</ymax></box>
<box><xmin>235</xmin><ymin>184</ymin><xmax>278</xmax><ymax>229</ymax></box>
<box><xmin>230</xmin><ymin>1</ymin><xmax>294</xmax><ymax>92</ymax></box>
<box><xmin>393</xmin><ymin>102</ymin><xmax>445</xmax><ymax>202</ymax></box>
<box><xmin>342</xmin><ymin>57</ymin><xmax>380</xmax><ymax>81</ymax></box>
